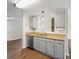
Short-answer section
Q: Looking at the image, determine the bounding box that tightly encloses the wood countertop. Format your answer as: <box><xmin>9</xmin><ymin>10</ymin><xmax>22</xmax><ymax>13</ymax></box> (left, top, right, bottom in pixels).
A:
<box><xmin>25</xmin><ymin>32</ymin><xmax>66</xmax><ymax>41</ymax></box>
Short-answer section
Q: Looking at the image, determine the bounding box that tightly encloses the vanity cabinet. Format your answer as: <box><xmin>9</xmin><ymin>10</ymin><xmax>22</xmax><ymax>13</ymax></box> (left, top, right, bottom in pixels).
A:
<box><xmin>38</xmin><ymin>38</ymin><xmax>46</xmax><ymax>53</ymax></box>
<box><xmin>46</xmin><ymin>39</ymin><xmax>55</xmax><ymax>58</ymax></box>
<box><xmin>33</xmin><ymin>37</ymin><xmax>64</xmax><ymax>59</ymax></box>
<box><xmin>54</xmin><ymin>41</ymin><xmax>64</xmax><ymax>59</ymax></box>
<box><xmin>33</xmin><ymin>37</ymin><xmax>46</xmax><ymax>54</ymax></box>
<box><xmin>33</xmin><ymin>37</ymin><xmax>40</xmax><ymax>51</ymax></box>
<box><xmin>26</xmin><ymin>36</ymin><xmax>29</xmax><ymax>47</ymax></box>
<box><xmin>47</xmin><ymin>39</ymin><xmax>64</xmax><ymax>59</ymax></box>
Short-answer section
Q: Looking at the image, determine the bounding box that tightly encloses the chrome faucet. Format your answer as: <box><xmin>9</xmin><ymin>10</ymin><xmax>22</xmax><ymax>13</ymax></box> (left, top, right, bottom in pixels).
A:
<box><xmin>43</xmin><ymin>31</ymin><xmax>47</xmax><ymax>37</ymax></box>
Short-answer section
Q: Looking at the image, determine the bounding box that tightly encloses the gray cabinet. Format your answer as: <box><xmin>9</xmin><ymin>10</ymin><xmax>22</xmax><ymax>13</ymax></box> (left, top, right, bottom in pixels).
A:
<box><xmin>33</xmin><ymin>37</ymin><xmax>40</xmax><ymax>51</ymax></box>
<box><xmin>33</xmin><ymin>37</ymin><xmax>64</xmax><ymax>59</ymax></box>
<box><xmin>26</xmin><ymin>36</ymin><xmax>29</xmax><ymax>47</ymax></box>
<box><xmin>47</xmin><ymin>39</ymin><xmax>64</xmax><ymax>59</ymax></box>
<box><xmin>46</xmin><ymin>39</ymin><xmax>55</xmax><ymax>58</ymax></box>
<box><xmin>38</xmin><ymin>38</ymin><xmax>46</xmax><ymax>53</ymax></box>
<box><xmin>33</xmin><ymin>37</ymin><xmax>46</xmax><ymax>54</ymax></box>
<box><xmin>54</xmin><ymin>41</ymin><xmax>64</xmax><ymax>59</ymax></box>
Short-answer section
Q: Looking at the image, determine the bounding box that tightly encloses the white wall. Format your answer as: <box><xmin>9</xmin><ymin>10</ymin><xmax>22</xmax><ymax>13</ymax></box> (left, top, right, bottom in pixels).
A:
<box><xmin>23</xmin><ymin>14</ymin><xmax>32</xmax><ymax>48</ymax></box>
<box><xmin>68</xmin><ymin>8</ymin><xmax>71</xmax><ymax>39</ymax></box>
<box><xmin>64</xmin><ymin>8</ymin><xmax>71</xmax><ymax>59</ymax></box>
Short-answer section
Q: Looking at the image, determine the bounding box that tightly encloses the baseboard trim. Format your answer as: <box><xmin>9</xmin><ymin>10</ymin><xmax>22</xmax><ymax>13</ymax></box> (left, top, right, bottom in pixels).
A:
<box><xmin>7</xmin><ymin>38</ymin><xmax>22</xmax><ymax>42</ymax></box>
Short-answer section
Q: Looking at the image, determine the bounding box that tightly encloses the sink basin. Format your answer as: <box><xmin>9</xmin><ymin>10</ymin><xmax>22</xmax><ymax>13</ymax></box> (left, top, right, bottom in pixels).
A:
<box><xmin>26</xmin><ymin>32</ymin><xmax>65</xmax><ymax>40</ymax></box>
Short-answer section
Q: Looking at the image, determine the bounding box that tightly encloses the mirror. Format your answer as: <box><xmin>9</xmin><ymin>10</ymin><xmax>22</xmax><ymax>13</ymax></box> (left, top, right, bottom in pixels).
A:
<box><xmin>32</xmin><ymin>11</ymin><xmax>65</xmax><ymax>33</ymax></box>
<box><xmin>51</xmin><ymin>18</ymin><xmax>55</xmax><ymax>32</ymax></box>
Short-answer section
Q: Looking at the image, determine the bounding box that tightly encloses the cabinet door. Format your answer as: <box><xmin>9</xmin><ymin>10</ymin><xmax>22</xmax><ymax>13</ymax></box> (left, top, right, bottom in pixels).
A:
<box><xmin>32</xmin><ymin>17</ymin><xmax>37</xmax><ymax>28</ymax></box>
<box><xmin>39</xmin><ymin>38</ymin><xmax>46</xmax><ymax>53</ymax></box>
<box><xmin>47</xmin><ymin>39</ymin><xmax>55</xmax><ymax>57</ymax></box>
<box><xmin>26</xmin><ymin>36</ymin><xmax>29</xmax><ymax>47</ymax></box>
<box><xmin>55</xmin><ymin>12</ymin><xmax>65</xmax><ymax>28</ymax></box>
<box><xmin>54</xmin><ymin>41</ymin><xmax>64</xmax><ymax>59</ymax></box>
<box><xmin>33</xmin><ymin>37</ymin><xmax>46</xmax><ymax>54</ymax></box>
<box><xmin>33</xmin><ymin>37</ymin><xmax>40</xmax><ymax>51</ymax></box>
<box><xmin>30</xmin><ymin>16</ymin><xmax>37</xmax><ymax>28</ymax></box>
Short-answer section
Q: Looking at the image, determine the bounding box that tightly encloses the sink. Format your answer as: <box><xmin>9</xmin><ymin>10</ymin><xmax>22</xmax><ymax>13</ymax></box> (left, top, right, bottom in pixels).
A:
<box><xmin>26</xmin><ymin>32</ymin><xmax>65</xmax><ymax>40</ymax></box>
<box><xmin>38</xmin><ymin>32</ymin><xmax>47</xmax><ymax>37</ymax></box>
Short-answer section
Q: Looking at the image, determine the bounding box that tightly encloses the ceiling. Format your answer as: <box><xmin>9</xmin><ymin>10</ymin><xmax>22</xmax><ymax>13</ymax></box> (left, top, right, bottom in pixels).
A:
<box><xmin>7</xmin><ymin>0</ymin><xmax>71</xmax><ymax>15</ymax></box>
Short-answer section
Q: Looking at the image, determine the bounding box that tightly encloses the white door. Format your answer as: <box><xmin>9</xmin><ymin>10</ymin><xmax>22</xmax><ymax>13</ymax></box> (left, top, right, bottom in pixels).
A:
<box><xmin>47</xmin><ymin>39</ymin><xmax>55</xmax><ymax>58</ymax></box>
<box><xmin>7</xmin><ymin>20</ymin><xmax>15</xmax><ymax>41</ymax></box>
<box><xmin>7</xmin><ymin>20</ymin><xmax>12</xmax><ymax>40</ymax></box>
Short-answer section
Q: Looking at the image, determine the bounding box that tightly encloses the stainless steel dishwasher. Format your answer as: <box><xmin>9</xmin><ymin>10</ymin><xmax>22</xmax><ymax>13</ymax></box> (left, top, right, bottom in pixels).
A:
<box><xmin>28</xmin><ymin>36</ymin><xmax>33</xmax><ymax>49</ymax></box>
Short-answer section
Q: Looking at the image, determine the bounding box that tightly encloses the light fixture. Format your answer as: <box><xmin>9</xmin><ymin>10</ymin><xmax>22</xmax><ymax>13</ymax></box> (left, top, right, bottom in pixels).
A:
<box><xmin>41</xmin><ymin>11</ymin><xmax>45</xmax><ymax>20</ymax></box>
<box><xmin>15</xmin><ymin>0</ymin><xmax>39</xmax><ymax>8</ymax></box>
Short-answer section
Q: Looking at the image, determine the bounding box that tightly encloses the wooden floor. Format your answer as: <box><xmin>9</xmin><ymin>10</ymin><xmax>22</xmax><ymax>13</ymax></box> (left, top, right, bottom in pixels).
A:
<box><xmin>7</xmin><ymin>39</ymin><xmax>22</xmax><ymax>59</ymax></box>
<box><xmin>7</xmin><ymin>39</ymin><xmax>52</xmax><ymax>59</ymax></box>
<box><xmin>7</xmin><ymin>39</ymin><xmax>71</xmax><ymax>59</ymax></box>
